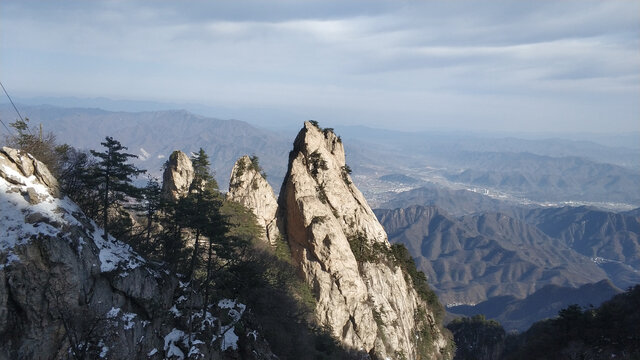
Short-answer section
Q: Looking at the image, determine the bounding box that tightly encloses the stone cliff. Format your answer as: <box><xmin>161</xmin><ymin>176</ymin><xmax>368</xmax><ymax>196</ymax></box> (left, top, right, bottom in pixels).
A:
<box><xmin>277</xmin><ymin>122</ymin><xmax>452</xmax><ymax>359</ymax></box>
<box><xmin>227</xmin><ymin>155</ymin><xmax>279</xmax><ymax>245</ymax></box>
<box><xmin>0</xmin><ymin>147</ymin><xmax>271</xmax><ymax>359</ymax></box>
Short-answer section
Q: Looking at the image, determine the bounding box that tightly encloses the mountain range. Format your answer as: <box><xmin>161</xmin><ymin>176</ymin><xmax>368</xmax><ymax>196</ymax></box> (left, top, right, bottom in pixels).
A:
<box><xmin>449</xmin><ymin>280</ymin><xmax>622</xmax><ymax>332</ymax></box>
<box><xmin>374</xmin><ymin>205</ymin><xmax>615</xmax><ymax>305</ymax></box>
<box><xmin>1</xmin><ymin>103</ymin><xmax>638</xmax><ymax>357</ymax></box>
<box><xmin>375</xmin><ymin>203</ymin><xmax>640</xmax><ymax>333</ymax></box>
<box><xmin>1</xmin><ymin>104</ymin><xmax>638</xmax><ymax>210</ymax></box>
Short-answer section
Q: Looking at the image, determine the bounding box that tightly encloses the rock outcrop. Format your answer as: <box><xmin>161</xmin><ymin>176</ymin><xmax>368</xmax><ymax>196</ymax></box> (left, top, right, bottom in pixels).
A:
<box><xmin>278</xmin><ymin>122</ymin><xmax>452</xmax><ymax>359</ymax></box>
<box><xmin>162</xmin><ymin>150</ymin><xmax>194</xmax><ymax>201</ymax></box>
<box><xmin>0</xmin><ymin>148</ymin><xmax>272</xmax><ymax>359</ymax></box>
<box><xmin>227</xmin><ymin>155</ymin><xmax>279</xmax><ymax>245</ymax></box>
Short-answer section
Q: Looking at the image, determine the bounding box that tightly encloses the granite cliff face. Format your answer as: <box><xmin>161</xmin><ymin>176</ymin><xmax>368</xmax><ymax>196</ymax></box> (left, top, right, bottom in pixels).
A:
<box><xmin>0</xmin><ymin>147</ymin><xmax>271</xmax><ymax>359</ymax></box>
<box><xmin>2</xmin><ymin>121</ymin><xmax>452</xmax><ymax>359</ymax></box>
<box><xmin>277</xmin><ymin>122</ymin><xmax>452</xmax><ymax>359</ymax></box>
<box><xmin>227</xmin><ymin>155</ymin><xmax>279</xmax><ymax>245</ymax></box>
<box><xmin>162</xmin><ymin>150</ymin><xmax>194</xmax><ymax>201</ymax></box>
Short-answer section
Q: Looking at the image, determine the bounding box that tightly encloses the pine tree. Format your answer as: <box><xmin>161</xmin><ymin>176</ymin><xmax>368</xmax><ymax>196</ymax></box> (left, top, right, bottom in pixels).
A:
<box><xmin>89</xmin><ymin>137</ymin><xmax>146</xmax><ymax>240</ymax></box>
<box><xmin>141</xmin><ymin>176</ymin><xmax>162</xmax><ymax>245</ymax></box>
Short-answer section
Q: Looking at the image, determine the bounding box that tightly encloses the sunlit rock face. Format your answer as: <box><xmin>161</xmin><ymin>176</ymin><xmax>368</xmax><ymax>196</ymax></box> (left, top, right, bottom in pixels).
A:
<box><xmin>278</xmin><ymin>123</ymin><xmax>452</xmax><ymax>359</ymax></box>
<box><xmin>162</xmin><ymin>150</ymin><xmax>194</xmax><ymax>201</ymax></box>
<box><xmin>227</xmin><ymin>155</ymin><xmax>280</xmax><ymax>245</ymax></box>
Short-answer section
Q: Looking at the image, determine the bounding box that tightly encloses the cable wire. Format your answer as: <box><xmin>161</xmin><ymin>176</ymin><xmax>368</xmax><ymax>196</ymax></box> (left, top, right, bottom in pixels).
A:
<box><xmin>0</xmin><ymin>115</ymin><xmax>14</xmax><ymax>137</ymax></box>
<box><xmin>0</xmin><ymin>80</ymin><xmax>33</xmax><ymax>135</ymax></box>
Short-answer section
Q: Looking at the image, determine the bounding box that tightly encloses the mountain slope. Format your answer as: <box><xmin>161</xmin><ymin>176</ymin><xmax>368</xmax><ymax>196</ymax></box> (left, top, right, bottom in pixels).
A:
<box><xmin>375</xmin><ymin>205</ymin><xmax>609</xmax><ymax>304</ymax></box>
<box><xmin>449</xmin><ymin>280</ymin><xmax>622</xmax><ymax>332</ymax></box>
<box><xmin>523</xmin><ymin>206</ymin><xmax>640</xmax><ymax>269</ymax></box>
<box><xmin>0</xmin><ymin>105</ymin><xmax>291</xmax><ymax>189</ymax></box>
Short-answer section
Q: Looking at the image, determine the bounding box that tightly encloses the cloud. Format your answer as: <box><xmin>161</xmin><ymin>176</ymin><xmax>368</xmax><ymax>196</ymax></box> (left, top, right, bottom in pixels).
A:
<box><xmin>0</xmin><ymin>0</ymin><xmax>638</xmax><ymax>133</ymax></box>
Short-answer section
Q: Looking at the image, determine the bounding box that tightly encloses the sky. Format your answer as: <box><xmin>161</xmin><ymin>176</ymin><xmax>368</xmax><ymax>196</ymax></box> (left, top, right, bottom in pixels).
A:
<box><xmin>0</xmin><ymin>0</ymin><xmax>638</xmax><ymax>133</ymax></box>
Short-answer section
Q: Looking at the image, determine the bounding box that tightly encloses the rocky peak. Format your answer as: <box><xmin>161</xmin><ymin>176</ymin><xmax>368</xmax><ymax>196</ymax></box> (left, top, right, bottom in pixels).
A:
<box><xmin>226</xmin><ymin>155</ymin><xmax>280</xmax><ymax>245</ymax></box>
<box><xmin>161</xmin><ymin>150</ymin><xmax>194</xmax><ymax>201</ymax></box>
<box><xmin>278</xmin><ymin>122</ymin><xmax>452</xmax><ymax>359</ymax></box>
<box><xmin>288</xmin><ymin>121</ymin><xmax>387</xmax><ymax>243</ymax></box>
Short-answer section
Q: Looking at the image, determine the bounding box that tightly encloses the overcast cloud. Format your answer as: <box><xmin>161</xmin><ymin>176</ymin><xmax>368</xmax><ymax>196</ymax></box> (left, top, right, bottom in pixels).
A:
<box><xmin>0</xmin><ymin>0</ymin><xmax>638</xmax><ymax>133</ymax></box>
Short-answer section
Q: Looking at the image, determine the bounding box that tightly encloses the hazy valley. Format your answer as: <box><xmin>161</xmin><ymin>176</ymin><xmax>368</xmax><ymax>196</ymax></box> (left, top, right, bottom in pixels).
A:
<box><xmin>2</xmin><ymin>104</ymin><xmax>639</xmax><ymax>211</ymax></box>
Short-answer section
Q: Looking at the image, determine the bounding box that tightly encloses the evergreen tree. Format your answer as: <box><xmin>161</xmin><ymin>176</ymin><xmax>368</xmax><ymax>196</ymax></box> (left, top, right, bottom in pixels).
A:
<box><xmin>89</xmin><ymin>137</ymin><xmax>146</xmax><ymax>240</ymax></box>
<box><xmin>126</xmin><ymin>176</ymin><xmax>163</xmax><ymax>257</ymax></box>
<box><xmin>141</xmin><ymin>176</ymin><xmax>162</xmax><ymax>245</ymax></box>
<box><xmin>182</xmin><ymin>148</ymin><xmax>216</xmax><ymax>278</ymax></box>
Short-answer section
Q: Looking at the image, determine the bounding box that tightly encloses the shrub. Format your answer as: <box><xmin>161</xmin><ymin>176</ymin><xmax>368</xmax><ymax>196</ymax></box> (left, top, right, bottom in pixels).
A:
<box><xmin>341</xmin><ymin>165</ymin><xmax>352</xmax><ymax>185</ymax></box>
<box><xmin>308</xmin><ymin>150</ymin><xmax>328</xmax><ymax>177</ymax></box>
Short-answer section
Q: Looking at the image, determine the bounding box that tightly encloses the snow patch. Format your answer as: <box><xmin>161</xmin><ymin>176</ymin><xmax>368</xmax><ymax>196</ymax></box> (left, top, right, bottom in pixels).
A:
<box><xmin>216</xmin><ymin>299</ymin><xmax>246</xmax><ymax>351</ymax></box>
<box><xmin>1</xmin><ymin>162</ymin><xmax>145</xmax><ymax>273</ymax></box>
<box><xmin>122</xmin><ymin>312</ymin><xmax>137</xmax><ymax>330</ymax></box>
<box><xmin>98</xmin><ymin>340</ymin><xmax>108</xmax><ymax>358</ymax></box>
<box><xmin>164</xmin><ymin>328</ymin><xmax>186</xmax><ymax>360</ymax></box>
<box><xmin>106</xmin><ymin>307</ymin><xmax>121</xmax><ymax>319</ymax></box>
<box><xmin>169</xmin><ymin>305</ymin><xmax>182</xmax><ymax>317</ymax></box>
<box><xmin>221</xmin><ymin>327</ymin><xmax>239</xmax><ymax>351</ymax></box>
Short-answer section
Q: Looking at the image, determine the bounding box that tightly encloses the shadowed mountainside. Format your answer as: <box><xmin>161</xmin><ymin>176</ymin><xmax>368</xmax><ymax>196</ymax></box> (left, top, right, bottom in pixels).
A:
<box><xmin>374</xmin><ymin>205</ymin><xmax>610</xmax><ymax>305</ymax></box>
<box><xmin>448</xmin><ymin>280</ymin><xmax>622</xmax><ymax>332</ymax></box>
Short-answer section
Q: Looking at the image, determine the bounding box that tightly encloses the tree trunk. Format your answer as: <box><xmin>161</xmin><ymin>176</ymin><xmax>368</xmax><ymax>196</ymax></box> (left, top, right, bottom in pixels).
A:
<box><xmin>102</xmin><ymin>166</ymin><xmax>110</xmax><ymax>240</ymax></box>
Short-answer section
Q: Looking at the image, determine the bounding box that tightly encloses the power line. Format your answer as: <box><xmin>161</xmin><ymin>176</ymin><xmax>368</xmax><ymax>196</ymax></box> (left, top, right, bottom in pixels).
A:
<box><xmin>0</xmin><ymin>80</ymin><xmax>33</xmax><ymax>136</ymax></box>
<box><xmin>0</xmin><ymin>115</ymin><xmax>13</xmax><ymax>137</ymax></box>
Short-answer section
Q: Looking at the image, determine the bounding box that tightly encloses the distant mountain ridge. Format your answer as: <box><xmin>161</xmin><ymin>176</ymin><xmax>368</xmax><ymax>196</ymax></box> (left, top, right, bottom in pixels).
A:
<box><xmin>523</xmin><ymin>206</ymin><xmax>640</xmax><ymax>269</ymax></box>
<box><xmin>449</xmin><ymin>280</ymin><xmax>622</xmax><ymax>332</ymax></box>
<box><xmin>378</xmin><ymin>183</ymin><xmax>533</xmax><ymax>217</ymax></box>
<box><xmin>1</xmin><ymin>104</ymin><xmax>638</xmax><ymax>209</ymax></box>
<box><xmin>0</xmin><ymin>105</ymin><xmax>291</xmax><ymax>189</ymax></box>
<box><xmin>374</xmin><ymin>205</ymin><xmax>611</xmax><ymax>305</ymax></box>
<box><xmin>444</xmin><ymin>151</ymin><xmax>640</xmax><ymax>204</ymax></box>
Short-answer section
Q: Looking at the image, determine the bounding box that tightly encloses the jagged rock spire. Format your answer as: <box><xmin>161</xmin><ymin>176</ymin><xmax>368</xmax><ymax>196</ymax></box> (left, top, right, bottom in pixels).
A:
<box><xmin>161</xmin><ymin>150</ymin><xmax>194</xmax><ymax>201</ymax></box>
<box><xmin>277</xmin><ymin>122</ymin><xmax>452</xmax><ymax>359</ymax></box>
<box><xmin>227</xmin><ymin>155</ymin><xmax>280</xmax><ymax>245</ymax></box>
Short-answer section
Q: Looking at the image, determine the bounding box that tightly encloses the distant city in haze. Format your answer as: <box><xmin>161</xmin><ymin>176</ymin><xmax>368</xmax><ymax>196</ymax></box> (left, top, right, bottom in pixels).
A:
<box><xmin>1</xmin><ymin>0</ymin><xmax>638</xmax><ymax>134</ymax></box>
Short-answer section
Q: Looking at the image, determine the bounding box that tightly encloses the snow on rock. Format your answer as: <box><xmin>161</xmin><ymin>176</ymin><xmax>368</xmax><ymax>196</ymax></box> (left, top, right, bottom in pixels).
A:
<box><xmin>122</xmin><ymin>312</ymin><xmax>137</xmax><ymax>330</ymax></box>
<box><xmin>221</xmin><ymin>327</ymin><xmax>239</xmax><ymax>351</ymax></box>
<box><xmin>98</xmin><ymin>341</ymin><xmax>109</xmax><ymax>358</ymax></box>
<box><xmin>106</xmin><ymin>307</ymin><xmax>121</xmax><ymax>319</ymax></box>
<box><xmin>169</xmin><ymin>305</ymin><xmax>182</xmax><ymax>317</ymax></box>
<box><xmin>217</xmin><ymin>299</ymin><xmax>246</xmax><ymax>322</ymax></box>
<box><xmin>216</xmin><ymin>299</ymin><xmax>246</xmax><ymax>351</ymax></box>
<box><xmin>0</xmin><ymin>147</ymin><xmax>144</xmax><ymax>273</ymax></box>
<box><xmin>164</xmin><ymin>328</ymin><xmax>186</xmax><ymax>360</ymax></box>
